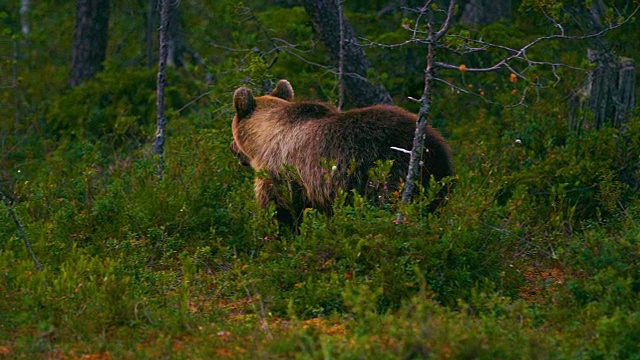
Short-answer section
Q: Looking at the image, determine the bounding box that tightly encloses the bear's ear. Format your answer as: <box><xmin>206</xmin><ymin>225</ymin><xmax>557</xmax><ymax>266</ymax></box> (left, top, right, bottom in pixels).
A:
<box><xmin>233</xmin><ymin>87</ymin><xmax>256</xmax><ymax>120</ymax></box>
<box><xmin>270</xmin><ymin>80</ymin><xmax>294</xmax><ymax>101</ymax></box>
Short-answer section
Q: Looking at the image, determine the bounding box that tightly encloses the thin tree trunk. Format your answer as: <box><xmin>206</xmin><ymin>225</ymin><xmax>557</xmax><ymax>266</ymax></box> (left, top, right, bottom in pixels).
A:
<box><xmin>20</xmin><ymin>0</ymin><xmax>30</xmax><ymax>35</ymax></box>
<box><xmin>397</xmin><ymin>0</ymin><xmax>455</xmax><ymax>223</ymax></box>
<box><xmin>399</xmin><ymin>37</ymin><xmax>435</xmax><ymax>209</ymax></box>
<box><xmin>153</xmin><ymin>0</ymin><xmax>169</xmax><ymax>180</ymax></box>
<box><xmin>70</xmin><ymin>0</ymin><xmax>110</xmax><ymax>87</ymax></box>
<box><xmin>301</xmin><ymin>0</ymin><xmax>393</xmax><ymax>107</ymax></box>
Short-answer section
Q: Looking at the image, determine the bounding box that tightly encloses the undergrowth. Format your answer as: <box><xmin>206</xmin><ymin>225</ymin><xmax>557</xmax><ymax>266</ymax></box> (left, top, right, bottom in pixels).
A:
<box><xmin>2</xmin><ymin>1</ymin><xmax>640</xmax><ymax>357</ymax></box>
<box><xmin>2</xmin><ymin>89</ymin><xmax>639</xmax><ymax>357</ymax></box>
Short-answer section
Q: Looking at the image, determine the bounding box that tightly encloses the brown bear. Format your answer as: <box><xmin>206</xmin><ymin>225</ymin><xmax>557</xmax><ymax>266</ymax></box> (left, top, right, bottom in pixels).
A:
<box><xmin>230</xmin><ymin>79</ymin><xmax>453</xmax><ymax>227</ymax></box>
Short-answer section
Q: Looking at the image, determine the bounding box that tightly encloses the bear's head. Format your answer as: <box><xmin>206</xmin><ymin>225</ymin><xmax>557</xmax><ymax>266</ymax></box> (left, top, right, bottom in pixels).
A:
<box><xmin>230</xmin><ymin>80</ymin><xmax>294</xmax><ymax>167</ymax></box>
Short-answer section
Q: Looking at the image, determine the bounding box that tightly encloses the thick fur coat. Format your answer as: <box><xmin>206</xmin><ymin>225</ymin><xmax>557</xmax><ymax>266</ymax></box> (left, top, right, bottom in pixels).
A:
<box><xmin>230</xmin><ymin>80</ymin><xmax>453</xmax><ymax>226</ymax></box>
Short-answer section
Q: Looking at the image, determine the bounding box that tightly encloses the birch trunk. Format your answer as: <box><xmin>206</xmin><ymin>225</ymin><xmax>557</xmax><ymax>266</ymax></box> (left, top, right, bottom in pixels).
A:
<box><xmin>397</xmin><ymin>0</ymin><xmax>456</xmax><ymax>223</ymax></box>
<box><xmin>20</xmin><ymin>0</ymin><xmax>29</xmax><ymax>35</ymax></box>
<box><xmin>153</xmin><ymin>0</ymin><xmax>169</xmax><ymax>180</ymax></box>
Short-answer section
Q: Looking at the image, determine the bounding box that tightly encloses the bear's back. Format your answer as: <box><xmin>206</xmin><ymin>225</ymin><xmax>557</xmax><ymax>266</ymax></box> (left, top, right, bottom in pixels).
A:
<box><xmin>315</xmin><ymin>105</ymin><xmax>416</xmax><ymax>155</ymax></box>
<box><xmin>265</xmin><ymin>100</ymin><xmax>451</xmax><ymax>186</ymax></box>
<box><xmin>282</xmin><ymin>102</ymin><xmax>337</xmax><ymax>124</ymax></box>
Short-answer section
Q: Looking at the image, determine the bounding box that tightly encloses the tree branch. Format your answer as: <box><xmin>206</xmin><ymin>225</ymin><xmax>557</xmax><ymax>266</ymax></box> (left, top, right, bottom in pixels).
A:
<box><xmin>1</xmin><ymin>192</ymin><xmax>42</xmax><ymax>271</ymax></box>
<box><xmin>364</xmin><ymin>3</ymin><xmax>640</xmax><ymax>81</ymax></box>
<box><xmin>433</xmin><ymin>0</ymin><xmax>456</xmax><ymax>41</ymax></box>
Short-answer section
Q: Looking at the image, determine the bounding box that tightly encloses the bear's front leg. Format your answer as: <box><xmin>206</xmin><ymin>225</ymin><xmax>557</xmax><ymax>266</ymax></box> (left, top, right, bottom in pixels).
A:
<box><xmin>254</xmin><ymin>177</ymin><xmax>298</xmax><ymax>230</ymax></box>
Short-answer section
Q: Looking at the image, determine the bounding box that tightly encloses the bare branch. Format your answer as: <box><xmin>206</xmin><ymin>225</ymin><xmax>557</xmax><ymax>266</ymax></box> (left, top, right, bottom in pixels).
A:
<box><xmin>541</xmin><ymin>9</ymin><xmax>566</xmax><ymax>36</ymax></box>
<box><xmin>412</xmin><ymin>1</ymin><xmax>434</xmax><ymax>39</ymax></box>
<box><xmin>434</xmin><ymin>55</ymin><xmax>586</xmax><ymax>74</ymax></box>
<box><xmin>434</xmin><ymin>77</ymin><xmax>484</xmax><ymax>98</ymax></box>
<box><xmin>209</xmin><ymin>42</ymin><xmax>254</xmax><ymax>53</ymax></box>
<box><xmin>364</xmin><ymin>3</ymin><xmax>639</xmax><ymax>82</ymax></box>
<box><xmin>2</xmin><ymin>192</ymin><xmax>42</xmax><ymax>271</ymax></box>
<box><xmin>433</xmin><ymin>77</ymin><xmax>526</xmax><ymax>108</ymax></box>
<box><xmin>360</xmin><ymin>37</ymin><xmax>429</xmax><ymax>49</ymax></box>
<box><xmin>504</xmin><ymin>86</ymin><xmax>530</xmax><ymax>109</ymax></box>
<box><xmin>441</xmin><ymin>34</ymin><xmax>519</xmax><ymax>54</ymax></box>
<box><xmin>433</xmin><ymin>0</ymin><xmax>456</xmax><ymax>41</ymax></box>
<box><xmin>271</xmin><ymin>41</ymin><xmax>371</xmax><ymax>82</ymax></box>
<box><xmin>176</xmin><ymin>90</ymin><xmax>214</xmax><ymax>114</ymax></box>
<box><xmin>271</xmin><ymin>38</ymin><xmax>315</xmax><ymax>54</ymax></box>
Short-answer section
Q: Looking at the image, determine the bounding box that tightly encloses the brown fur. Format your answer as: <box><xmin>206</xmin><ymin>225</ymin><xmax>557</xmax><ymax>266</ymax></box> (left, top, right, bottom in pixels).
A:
<box><xmin>231</xmin><ymin>80</ymin><xmax>454</xmax><ymax>226</ymax></box>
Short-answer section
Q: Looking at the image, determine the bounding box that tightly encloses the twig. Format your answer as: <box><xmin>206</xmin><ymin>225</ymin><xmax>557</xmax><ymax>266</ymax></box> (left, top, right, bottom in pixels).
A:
<box><xmin>1</xmin><ymin>191</ymin><xmax>42</xmax><ymax>271</ymax></box>
<box><xmin>413</xmin><ymin>1</ymin><xmax>433</xmax><ymax>39</ymax></box>
<box><xmin>243</xmin><ymin>285</ymin><xmax>273</xmax><ymax>339</ymax></box>
<box><xmin>360</xmin><ymin>37</ymin><xmax>429</xmax><ymax>49</ymax></box>
<box><xmin>432</xmin><ymin>77</ymin><xmax>526</xmax><ymax>107</ymax></box>
<box><xmin>209</xmin><ymin>42</ymin><xmax>253</xmax><ymax>52</ymax></box>
<box><xmin>432</xmin><ymin>0</ymin><xmax>456</xmax><ymax>41</ymax></box>
<box><xmin>272</xmin><ymin>42</ymin><xmax>371</xmax><ymax>82</ymax></box>
<box><xmin>176</xmin><ymin>90</ymin><xmax>213</xmax><ymax>113</ymax></box>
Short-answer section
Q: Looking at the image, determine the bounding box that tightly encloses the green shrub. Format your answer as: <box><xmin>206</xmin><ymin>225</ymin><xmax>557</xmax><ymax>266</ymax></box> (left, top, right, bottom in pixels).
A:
<box><xmin>46</xmin><ymin>63</ymin><xmax>204</xmax><ymax>152</ymax></box>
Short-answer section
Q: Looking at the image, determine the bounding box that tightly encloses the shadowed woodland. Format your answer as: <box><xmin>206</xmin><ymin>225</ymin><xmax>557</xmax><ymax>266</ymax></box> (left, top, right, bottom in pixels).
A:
<box><xmin>1</xmin><ymin>0</ymin><xmax>640</xmax><ymax>358</ymax></box>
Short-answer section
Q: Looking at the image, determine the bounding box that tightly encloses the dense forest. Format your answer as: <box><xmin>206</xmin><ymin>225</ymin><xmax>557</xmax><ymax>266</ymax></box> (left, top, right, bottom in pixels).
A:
<box><xmin>1</xmin><ymin>0</ymin><xmax>640</xmax><ymax>357</ymax></box>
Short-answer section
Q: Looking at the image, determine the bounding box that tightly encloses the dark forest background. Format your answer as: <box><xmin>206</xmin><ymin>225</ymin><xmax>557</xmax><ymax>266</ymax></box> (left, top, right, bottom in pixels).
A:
<box><xmin>1</xmin><ymin>0</ymin><xmax>640</xmax><ymax>357</ymax></box>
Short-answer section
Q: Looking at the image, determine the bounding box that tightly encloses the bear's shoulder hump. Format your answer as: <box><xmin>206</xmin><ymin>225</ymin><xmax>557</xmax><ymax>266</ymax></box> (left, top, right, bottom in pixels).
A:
<box><xmin>286</xmin><ymin>101</ymin><xmax>337</xmax><ymax>122</ymax></box>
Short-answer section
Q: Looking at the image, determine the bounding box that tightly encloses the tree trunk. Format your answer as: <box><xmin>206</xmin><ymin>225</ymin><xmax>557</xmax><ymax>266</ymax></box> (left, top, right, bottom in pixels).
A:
<box><xmin>586</xmin><ymin>0</ymin><xmax>608</xmax><ymax>29</ymax></box>
<box><xmin>571</xmin><ymin>50</ymin><xmax>636</xmax><ymax>131</ymax></box>
<box><xmin>166</xmin><ymin>0</ymin><xmax>186</xmax><ymax>68</ymax></box>
<box><xmin>615</xmin><ymin>57</ymin><xmax>636</xmax><ymax>128</ymax></box>
<box><xmin>301</xmin><ymin>0</ymin><xmax>393</xmax><ymax>108</ymax></box>
<box><xmin>570</xmin><ymin>0</ymin><xmax>636</xmax><ymax>131</ymax></box>
<box><xmin>397</xmin><ymin>0</ymin><xmax>456</xmax><ymax>223</ymax></box>
<box><xmin>153</xmin><ymin>0</ymin><xmax>169</xmax><ymax>180</ymax></box>
<box><xmin>459</xmin><ymin>0</ymin><xmax>511</xmax><ymax>26</ymax></box>
<box><xmin>20</xmin><ymin>0</ymin><xmax>30</xmax><ymax>35</ymax></box>
<box><xmin>70</xmin><ymin>0</ymin><xmax>110</xmax><ymax>87</ymax></box>
<box><xmin>399</xmin><ymin>40</ymin><xmax>435</xmax><ymax>209</ymax></box>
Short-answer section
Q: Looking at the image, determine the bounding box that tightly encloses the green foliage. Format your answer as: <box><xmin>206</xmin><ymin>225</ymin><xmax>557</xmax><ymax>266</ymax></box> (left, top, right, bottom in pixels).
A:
<box><xmin>1</xmin><ymin>0</ymin><xmax>640</xmax><ymax>357</ymax></box>
<box><xmin>500</xmin><ymin>118</ymin><xmax>640</xmax><ymax>228</ymax></box>
<box><xmin>46</xmin><ymin>63</ymin><xmax>203</xmax><ymax>152</ymax></box>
